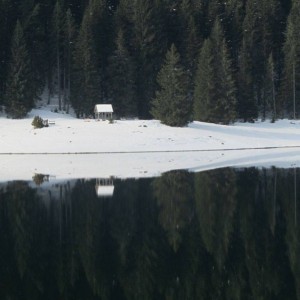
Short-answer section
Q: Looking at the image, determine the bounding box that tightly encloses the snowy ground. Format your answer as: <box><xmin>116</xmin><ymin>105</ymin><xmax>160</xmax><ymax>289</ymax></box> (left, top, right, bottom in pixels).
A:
<box><xmin>1</xmin><ymin>104</ymin><xmax>300</xmax><ymax>181</ymax></box>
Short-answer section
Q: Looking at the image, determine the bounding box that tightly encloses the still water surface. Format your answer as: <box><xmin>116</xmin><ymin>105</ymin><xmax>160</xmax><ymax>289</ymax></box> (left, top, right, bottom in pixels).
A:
<box><xmin>0</xmin><ymin>167</ymin><xmax>299</xmax><ymax>299</ymax></box>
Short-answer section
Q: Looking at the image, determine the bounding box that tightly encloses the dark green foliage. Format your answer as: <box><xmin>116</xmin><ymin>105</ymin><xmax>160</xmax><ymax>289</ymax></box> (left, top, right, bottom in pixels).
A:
<box><xmin>31</xmin><ymin>115</ymin><xmax>45</xmax><ymax>128</ymax></box>
<box><xmin>0</xmin><ymin>0</ymin><xmax>298</xmax><ymax>122</ymax></box>
<box><xmin>264</xmin><ymin>54</ymin><xmax>277</xmax><ymax>121</ymax></box>
<box><xmin>238</xmin><ymin>38</ymin><xmax>258</xmax><ymax>122</ymax></box>
<box><xmin>63</xmin><ymin>8</ymin><xmax>77</xmax><ymax>112</ymax></box>
<box><xmin>281</xmin><ymin>0</ymin><xmax>300</xmax><ymax>118</ymax></box>
<box><xmin>71</xmin><ymin>5</ymin><xmax>101</xmax><ymax>117</ymax></box>
<box><xmin>50</xmin><ymin>0</ymin><xmax>65</xmax><ymax>110</ymax></box>
<box><xmin>5</xmin><ymin>21</ymin><xmax>33</xmax><ymax>119</ymax></box>
<box><xmin>2</xmin><ymin>168</ymin><xmax>300</xmax><ymax>299</ymax></box>
<box><xmin>108</xmin><ymin>29</ymin><xmax>137</xmax><ymax>117</ymax></box>
<box><xmin>194</xmin><ymin>19</ymin><xmax>236</xmax><ymax>124</ymax></box>
<box><xmin>193</xmin><ymin>39</ymin><xmax>215</xmax><ymax>122</ymax></box>
<box><xmin>151</xmin><ymin>44</ymin><xmax>191</xmax><ymax>127</ymax></box>
<box><xmin>23</xmin><ymin>4</ymin><xmax>47</xmax><ymax>99</ymax></box>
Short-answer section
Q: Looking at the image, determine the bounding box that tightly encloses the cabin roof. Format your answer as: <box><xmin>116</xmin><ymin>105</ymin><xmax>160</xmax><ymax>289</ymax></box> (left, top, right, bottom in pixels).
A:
<box><xmin>94</xmin><ymin>104</ymin><xmax>113</xmax><ymax>113</ymax></box>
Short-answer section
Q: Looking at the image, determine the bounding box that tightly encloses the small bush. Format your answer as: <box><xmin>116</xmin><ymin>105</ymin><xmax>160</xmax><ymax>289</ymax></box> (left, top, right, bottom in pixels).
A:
<box><xmin>32</xmin><ymin>116</ymin><xmax>45</xmax><ymax>129</ymax></box>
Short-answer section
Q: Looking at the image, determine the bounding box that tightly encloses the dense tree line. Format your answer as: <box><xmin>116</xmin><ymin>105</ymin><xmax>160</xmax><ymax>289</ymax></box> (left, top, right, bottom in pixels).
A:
<box><xmin>1</xmin><ymin>167</ymin><xmax>300</xmax><ymax>299</ymax></box>
<box><xmin>0</xmin><ymin>0</ymin><xmax>298</xmax><ymax>125</ymax></box>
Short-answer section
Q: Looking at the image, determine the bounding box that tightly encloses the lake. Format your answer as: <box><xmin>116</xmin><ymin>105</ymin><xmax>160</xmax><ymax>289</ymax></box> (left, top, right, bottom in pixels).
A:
<box><xmin>0</xmin><ymin>166</ymin><xmax>299</xmax><ymax>299</ymax></box>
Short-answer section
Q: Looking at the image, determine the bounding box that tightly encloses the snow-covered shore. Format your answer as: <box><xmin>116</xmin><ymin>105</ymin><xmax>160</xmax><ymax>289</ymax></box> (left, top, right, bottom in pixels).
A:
<box><xmin>1</xmin><ymin>107</ymin><xmax>300</xmax><ymax>181</ymax></box>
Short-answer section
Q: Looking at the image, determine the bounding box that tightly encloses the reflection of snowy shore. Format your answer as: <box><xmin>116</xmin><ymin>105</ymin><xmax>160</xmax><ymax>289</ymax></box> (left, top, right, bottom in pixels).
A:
<box><xmin>1</xmin><ymin>148</ymin><xmax>300</xmax><ymax>182</ymax></box>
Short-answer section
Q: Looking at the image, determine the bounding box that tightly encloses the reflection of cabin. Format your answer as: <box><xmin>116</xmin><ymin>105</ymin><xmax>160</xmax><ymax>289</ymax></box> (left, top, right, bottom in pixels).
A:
<box><xmin>94</xmin><ymin>104</ymin><xmax>113</xmax><ymax>120</ymax></box>
<box><xmin>95</xmin><ymin>178</ymin><xmax>114</xmax><ymax>197</ymax></box>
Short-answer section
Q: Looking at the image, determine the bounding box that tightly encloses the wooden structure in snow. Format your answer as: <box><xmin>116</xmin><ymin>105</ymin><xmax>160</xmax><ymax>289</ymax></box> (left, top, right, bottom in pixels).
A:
<box><xmin>95</xmin><ymin>178</ymin><xmax>114</xmax><ymax>197</ymax></box>
<box><xmin>94</xmin><ymin>104</ymin><xmax>113</xmax><ymax>120</ymax></box>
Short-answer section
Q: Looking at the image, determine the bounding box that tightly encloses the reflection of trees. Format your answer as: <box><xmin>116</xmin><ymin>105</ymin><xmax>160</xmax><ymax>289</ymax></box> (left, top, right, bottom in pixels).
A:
<box><xmin>2</xmin><ymin>168</ymin><xmax>300</xmax><ymax>299</ymax></box>
<box><xmin>72</xmin><ymin>179</ymin><xmax>117</xmax><ymax>299</ymax></box>
<box><xmin>153</xmin><ymin>171</ymin><xmax>193</xmax><ymax>253</ymax></box>
<box><xmin>237</xmin><ymin>168</ymin><xmax>293</xmax><ymax>299</ymax></box>
<box><xmin>281</xmin><ymin>168</ymin><xmax>300</xmax><ymax>300</ymax></box>
<box><xmin>114</xmin><ymin>179</ymin><xmax>163</xmax><ymax>300</ymax></box>
<box><xmin>195</xmin><ymin>168</ymin><xmax>237</xmax><ymax>270</ymax></box>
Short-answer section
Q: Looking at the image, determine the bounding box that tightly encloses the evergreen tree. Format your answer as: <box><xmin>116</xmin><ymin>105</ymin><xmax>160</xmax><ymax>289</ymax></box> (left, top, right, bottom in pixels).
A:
<box><xmin>238</xmin><ymin>38</ymin><xmax>258</xmax><ymax>121</ymax></box>
<box><xmin>71</xmin><ymin>5</ymin><xmax>101</xmax><ymax>117</ymax></box>
<box><xmin>88</xmin><ymin>0</ymin><xmax>114</xmax><ymax>101</ymax></box>
<box><xmin>264</xmin><ymin>54</ymin><xmax>277</xmax><ymax>121</ymax></box>
<box><xmin>178</xmin><ymin>1</ymin><xmax>202</xmax><ymax>95</ymax></box>
<box><xmin>5</xmin><ymin>20</ymin><xmax>33</xmax><ymax>118</ymax></box>
<box><xmin>194</xmin><ymin>19</ymin><xmax>236</xmax><ymax>124</ymax></box>
<box><xmin>281</xmin><ymin>0</ymin><xmax>300</xmax><ymax>119</ymax></box>
<box><xmin>108</xmin><ymin>29</ymin><xmax>137</xmax><ymax>117</ymax></box>
<box><xmin>51</xmin><ymin>0</ymin><xmax>65</xmax><ymax>110</ymax></box>
<box><xmin>193</xmin><ymin>39</ymin><xmax>214</xmax><ymax>122</ymax></box>
<box><xmin>63</xmin><ymin>8</ymin><xmax>76</xmax><ymax>112</ymax></box>
<box><xmin>237</xmin><ymin>0</ymin><xmax>262</xmax><ymax>121</ymax></box>
<box><xmin>23</xmin><ymin>4</ymin><xmax>46</xmax><ymax>100</ymax></box>
<box><xmin>133</xmin><ymin>0</ymin><xmax>159</xmax><ymax>118</ymax></box>
<box><xmin>151</xmin><ymin>44</ymin><xmax>190</xmax><ymax>127</ymax></box>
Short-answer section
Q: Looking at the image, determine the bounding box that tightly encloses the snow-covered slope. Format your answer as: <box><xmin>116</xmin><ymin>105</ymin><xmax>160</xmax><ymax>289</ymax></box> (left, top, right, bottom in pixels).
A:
<box><xmin>1</xmin><ymin>108</ymin><xmax>300</xmax><ymax>154</ymax></box>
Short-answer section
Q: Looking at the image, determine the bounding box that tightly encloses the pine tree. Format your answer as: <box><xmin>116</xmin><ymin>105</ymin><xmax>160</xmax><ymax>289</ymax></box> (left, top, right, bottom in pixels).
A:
<box><xmin>151</xmin><ymin>44</ymin><xmax>191</xmax><ymax>127</ymax></box>
<box><xmin>238</xmin><ymin>0</ymin><xmax>262</xmax><ymax>121</ymax></box>
<box><xmin>63</xmin><ymin>8</ymin><xmax>76</xmax><ymax>112</ymax></box>
<box><xmin>0</xmin><ymin>0</ymin><xmax>17</xmax><ymax>106</ymax></box>
<box><xmin>264</xmin><ymin>54</ymin><xmax>277</xmax><ymax>121</ymax></box>
<box><xmin>178</xmin><ymin>1</ymin><xmax>202</xmax><ymax>94</ymax></box>
<box><xmin>281</xmin><ymin>0</ymin><xmax>300</xmax><ymax>119</ymax></box>
<box><xmin>71</xmin><ymin>6</ymin><xmax>101</xmax><ymax>117</ymax></box>
<box><xmin>5</xmin><ymin>20</ymin><xmax>33</xmax><ymax>118</ymax></box>
<box><xmin>194</xmin><ymin>39</ymin><xmax>214</xmax><ymax>122</ymax></box>
<box><xmin>108</xmin><ymin>29</ymin><xmax>137</xmax><ymax>117</ymax></box>
<box><xmin>238</xmin><ymin>38</ymin><xmax>258</xmax><ymax>122</ymax></box>
<box><xmin>23</xmin><ymin>4</ymin><xmax>46</xmax><ymax>100</ymax></box>
<box><xmin>51</xmin><ymin>0</ymin><xmax>65</xmax><ymax>110</ymax></box>
<box><xmin>133</xmin><ymin>0</ymin><xmax>159</xmax><ymax>118</ymax></box>
<box><xmin>88</xmin><ymin>0</ymin><xmax>114</xmax><ymax>101</ymax></box>
<box><xmin>194</xmin><ymin>19</ymin><xmax>236</xmax><ymax>124</ymax></box>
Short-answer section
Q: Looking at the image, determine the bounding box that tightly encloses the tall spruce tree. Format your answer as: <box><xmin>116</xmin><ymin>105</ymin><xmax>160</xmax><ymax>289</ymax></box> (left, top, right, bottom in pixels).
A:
<box><xmin>193</xmin><ymin>39</ymin><xmax>214</xmax><ymax>122</ymax></box>
<box><xmin>264</xmin><ymin>53</ymin><xmax>277</xmax><ymax>121</ymax></box>
<box><xmin>281</xmin><ymin>0</ymin><xmax>300</xmax><ymax>119</ymax></box>
<box><xmin>133</xmin><ymin>0</ymin><xmax>158</xmax><ymax>118</ymax></box>
<box><xmin>71</xmin><ymin>5</ymin><xmax>101</xmax><ymax>117</ymax></box>
<box><xmin>23</xmin><ymin>4</ymin><xmax>46</xmax><ymax>100</ymax></box>
<box><xmin>151</xmin><ymin>44</ymin><xmax>190</xmax><ymax>127</ymax></box>
<box><xmin>5</xmin><ymin>20</ymin><xmax>33</xmax><ymax>118</ymax></box>
<box><xmin>63</xmin><ymin>8</ymin><xmax>76</xmax><ymax>112</ymax></box>
<box><xmin>51</xmin><ymin>0</ymin><xmax>65</xmax><ymax>110</ymax></box>
<box><xmin>108</xmin><ymin>29</ymin><xmax>137</xmax><ymax>117</ymax></box>
<box><xmin>88</xmin><ymin>0</ymin><xmax>114</xmax><ymax>101</ymax></box>
<box><xmin>237</xmin><ymin>0</ymin><xmax>262</xmax><ymax>121</ymax></box>
<box><xmin>194</xmin><ymin>19</ymin><xmax>236</xmax><ymax>124</ymax></box>
<box><xmin>238</xmin><ymin>38</ymin><xmax>257</xmax><ymax>121</ymax></box>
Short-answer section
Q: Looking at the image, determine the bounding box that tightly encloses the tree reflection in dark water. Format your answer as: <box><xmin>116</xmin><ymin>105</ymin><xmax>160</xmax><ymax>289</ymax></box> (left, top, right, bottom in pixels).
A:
<box><xmin>0</xmin><ymin>167</ymin><xmax>299</xmax><ymax>299</ymax></box>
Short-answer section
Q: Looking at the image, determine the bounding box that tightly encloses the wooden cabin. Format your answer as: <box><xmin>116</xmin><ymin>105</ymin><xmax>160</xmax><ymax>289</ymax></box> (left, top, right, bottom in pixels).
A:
<box><xmin>94</xmin><ymin>104</ymin><xmax>113</xmax><ymax>120</ymax></box>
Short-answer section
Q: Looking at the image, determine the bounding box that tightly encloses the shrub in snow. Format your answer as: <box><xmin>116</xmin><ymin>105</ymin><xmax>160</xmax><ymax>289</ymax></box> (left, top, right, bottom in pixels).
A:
<box><xmin>32</xmin><ymin>116</ymin><xmax>46</xmax><ymax>129</ymax></box>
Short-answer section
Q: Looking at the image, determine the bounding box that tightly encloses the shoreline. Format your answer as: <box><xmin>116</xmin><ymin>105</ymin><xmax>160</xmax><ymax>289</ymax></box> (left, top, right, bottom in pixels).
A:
<box><xmin>1</xmin><ymin>148</ymin><xmax>300</xmax><ymax>182</ymax></box>
<box><xmin>1</xmin><ymin>144</ymin><xmax>300</xmax><ymax>155</ymax></box>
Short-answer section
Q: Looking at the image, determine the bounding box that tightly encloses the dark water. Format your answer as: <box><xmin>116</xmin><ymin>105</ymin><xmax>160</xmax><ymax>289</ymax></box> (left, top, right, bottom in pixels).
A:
<box><xmin>0</xmin><ymin>167</ymin><xmax>300</xmax><ymax>299</ymax></box>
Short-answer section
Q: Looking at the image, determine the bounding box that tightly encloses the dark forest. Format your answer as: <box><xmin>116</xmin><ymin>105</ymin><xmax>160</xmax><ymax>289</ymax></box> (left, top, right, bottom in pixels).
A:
<box><xmin>0</xmin><ymin>0</ymin><xmax>298</xmax><ymax>125</ymax></box>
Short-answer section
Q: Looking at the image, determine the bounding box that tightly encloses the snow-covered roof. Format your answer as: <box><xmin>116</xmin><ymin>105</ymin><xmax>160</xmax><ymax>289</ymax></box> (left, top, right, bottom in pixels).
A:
<box><xmin>94</xmin><ymin>104</ymin><xmax>113</xmax><ymax>113</ymax></box>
